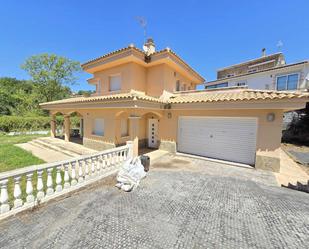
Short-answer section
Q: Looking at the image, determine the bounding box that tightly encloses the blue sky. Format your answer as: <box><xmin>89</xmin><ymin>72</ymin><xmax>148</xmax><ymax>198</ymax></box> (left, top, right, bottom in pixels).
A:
<box><xmin>1</xmin><ymin>0</ymin><xmax>309</xmax><ymax>91</ymax></box>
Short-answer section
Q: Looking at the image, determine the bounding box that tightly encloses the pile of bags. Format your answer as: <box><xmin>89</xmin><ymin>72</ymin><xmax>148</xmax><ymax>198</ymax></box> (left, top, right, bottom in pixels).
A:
<box><xmin>116</xmin><ymin>157</ymin><xmax>147</xmax><ymax>192</ymax></box>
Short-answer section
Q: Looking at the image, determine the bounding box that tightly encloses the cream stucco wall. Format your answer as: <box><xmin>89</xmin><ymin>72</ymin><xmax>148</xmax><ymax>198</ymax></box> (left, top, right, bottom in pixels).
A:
<box><xmin>92</xmin><ymin>62</ymin><xmax>195</xmax><ymax>97</ymax></box>
<box><xmin>146</xmin><ymin>64</ymin><xmax>195</xmax><ymax>97</ymax></box>
<box><xmin>55</xmin><ymin>106</ymin><xmax>285</xmax><ymax>171</ymax></box>
<box><xmin>93</xmin><ymin>62</ymin><xmax>146</xmax><ymax>95</ymax></box>
<box><xmin>159</xmin><ymin>109</ymin><xmax>283</xmax><ymax>156</ymax></box>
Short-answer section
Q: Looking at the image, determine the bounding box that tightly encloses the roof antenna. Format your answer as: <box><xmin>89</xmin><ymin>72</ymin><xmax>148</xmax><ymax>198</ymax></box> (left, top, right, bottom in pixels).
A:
<box><xmin>277</xmin><ymin>40</ymin><xmax>283</xmax><ymax>52</ymax></box>
<box><xmin>135</xmin><ymin>16</ymin><xmax>147</xmax><ymax>43</ymax></box>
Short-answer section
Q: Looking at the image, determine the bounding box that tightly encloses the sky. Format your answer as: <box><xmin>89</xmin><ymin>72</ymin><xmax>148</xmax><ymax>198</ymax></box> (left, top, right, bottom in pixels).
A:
<box><xmin>1</xmin><ymin>0</ymin><xmax>309</xmax><ymax>91</ymax></box>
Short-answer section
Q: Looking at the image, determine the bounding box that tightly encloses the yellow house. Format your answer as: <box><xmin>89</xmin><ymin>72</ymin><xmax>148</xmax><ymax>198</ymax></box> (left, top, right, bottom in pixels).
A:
<box><xmin>40</xmin><ymin>39</ymin><xmax>309</xmax><ymax>172</ymax></box>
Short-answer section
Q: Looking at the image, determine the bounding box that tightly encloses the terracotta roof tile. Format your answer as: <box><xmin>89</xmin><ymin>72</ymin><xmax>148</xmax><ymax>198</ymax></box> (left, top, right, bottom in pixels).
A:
<box><xmin>169</xmin><ymin>89</ymin><xmax>309</xmax><ymax>104</ymax></box>
<box><xmin>40</xmin><ymin>90</ymin><xmax>163</xmax><ymax>106</ymax></box>
<box><xmin>40</xmin><ymin>88</ymin><xmax>309</xmax><ymax>108</ymax></box>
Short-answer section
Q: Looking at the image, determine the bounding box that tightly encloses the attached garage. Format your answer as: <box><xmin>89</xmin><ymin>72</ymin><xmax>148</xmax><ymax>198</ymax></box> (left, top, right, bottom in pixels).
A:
<box><xmin>177</xmin><ymin>116</ymin><xmax>258</xmax><ymax>165</ymax></box>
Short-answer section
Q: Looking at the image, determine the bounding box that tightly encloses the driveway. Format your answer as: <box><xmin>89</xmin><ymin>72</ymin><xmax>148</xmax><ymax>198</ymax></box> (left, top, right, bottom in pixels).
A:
<box><xmin>0</xmin><ymin>154</ymin><xmax>308</xmax><ymax>248</ymax></box>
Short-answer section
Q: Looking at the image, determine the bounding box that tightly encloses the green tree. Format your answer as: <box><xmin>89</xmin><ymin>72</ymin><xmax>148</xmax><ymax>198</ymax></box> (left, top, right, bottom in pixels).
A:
<box><xmin>0</xmin><ymin>77</ymin><xmax>37</xmax><ymax>116</ymax></box>
<box><xmin>21</xmin><ymin>54</ymin><xmax>81</xmax><ymax>102</ymax></box>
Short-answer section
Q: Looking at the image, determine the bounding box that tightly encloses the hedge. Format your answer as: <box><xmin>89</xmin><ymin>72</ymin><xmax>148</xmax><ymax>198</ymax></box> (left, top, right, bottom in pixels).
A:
<box><xmin>0</xmin><ymin>116</ymin><xmax>50</xmax><ymax>132</ymax></box>
<box><xmin>0</xmin><ymin>116</ymin><xmax>80</xmax><ymax>132</ymax></box>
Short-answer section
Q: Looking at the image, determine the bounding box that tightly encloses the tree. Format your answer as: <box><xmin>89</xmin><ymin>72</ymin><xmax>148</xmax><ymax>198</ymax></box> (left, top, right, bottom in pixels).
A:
<box><xmin>283</xmin><ymin>103</ymin><xmax>309</xmax><ymax>145</ymax></box>
<box><xmin>21</xmin><ymin>54</ymin><xmax>81</xmax><ymax>102</ymax></box>
<box><xmin>0</xmin><ymin>77</ymin><xmax>36</xmax><ymax>115</ymax></box>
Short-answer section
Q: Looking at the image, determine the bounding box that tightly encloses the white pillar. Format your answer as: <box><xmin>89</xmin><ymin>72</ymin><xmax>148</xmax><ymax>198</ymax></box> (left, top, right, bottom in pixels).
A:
<box><xmin>13</xmin><ymin>176</ymin><xmax>23</xmax><ymax>208</ymax></box>
<box><xmin>126</xmin><ymin>141</ymin><xmax>134</xmax><ymax>159</ymax></box>
<box><xmin>46</xmin><ymin>168</ymin><xmax>54</xmax><ymax>196</ymax></box>
<box><xmin>37</xmin><ymin>170</ymin><xmax>44</xmax><ymax>200</ymax></box>
<box><xmin>26</xmin><ymin>173</ymin><xmax>34</xmax><ymax>203</ymax></box>
<box><xmin>55</xmin><ymin>166</ymin><xmax>62</xmax><ymax>192</ymax></box>
<box><xmin>0</xmin><ymin>180</ymin><xmax>10</xmax><ymax>214</ymax></box>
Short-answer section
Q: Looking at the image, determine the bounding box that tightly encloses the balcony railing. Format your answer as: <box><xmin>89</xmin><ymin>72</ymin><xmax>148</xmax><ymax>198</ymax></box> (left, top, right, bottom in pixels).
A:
<box><xmin>0</xmin><ymin>141</ymin><xmax>133</xmax><ymax>220</ymax></box>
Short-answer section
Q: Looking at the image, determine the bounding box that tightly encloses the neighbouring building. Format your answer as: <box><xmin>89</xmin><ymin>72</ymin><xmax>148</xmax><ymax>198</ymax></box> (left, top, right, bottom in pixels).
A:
<box><xmin>40</xmin><ymin>40</ymin><xmax>309</xmax><ymax>172</ymax></box>
<box><xmin>204</xmin><ymin>50</ymin><xmax>309</xmax><ymax>92</ymax></box>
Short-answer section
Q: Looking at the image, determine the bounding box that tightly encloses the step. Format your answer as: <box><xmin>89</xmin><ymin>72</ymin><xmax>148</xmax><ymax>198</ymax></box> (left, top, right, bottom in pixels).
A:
<box><xmin>30</xmin><ymin>140</ymin><xmax>80</xmax><ymax>157</ymax></box>
<box><xmin>36</xmin><ymin>137</ymin><xmax>96</xmax><ymax>155</ymax></box>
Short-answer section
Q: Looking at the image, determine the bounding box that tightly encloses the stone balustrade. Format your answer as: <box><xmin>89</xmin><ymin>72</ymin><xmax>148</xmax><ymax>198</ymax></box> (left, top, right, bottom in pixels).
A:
<box><xmin>0</xmin><ymin>141</ymin><xmax>133</xmax><ymax>220</ymax></box>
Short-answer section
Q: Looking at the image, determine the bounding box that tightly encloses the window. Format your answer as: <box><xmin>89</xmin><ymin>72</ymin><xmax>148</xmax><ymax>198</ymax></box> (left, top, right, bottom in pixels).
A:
<box><xmin>248</xmin><ymin>69</ymin><xmax>257</xmax><ymax>73</ymax></box>
<box><xmin>121</xmin><ymin>118</ymin><xmax>129</xmax><ymax>137</ymax></box>
<box><xmin>96</xmin><ymin>80</ymin><xmax>101</xmax><ymax>94</ymax></box>
<box><xmin>176</xmin><ymin>80</ymin><xmax>180</xmax><ymax>91</ymax></box>
<box><xmin>236</xmin><ymin>82</ymin><xmax>246</xmax><ymax>86</ymax></box>
<box><xmin>276</xmin><ymin>73</ymin><xmax>299</xmax><ymax>91</ymax></box>
<box><xmin>205</xmin><ymin>82</ymin><xmax>228</xmax><ymax>89</ymax></box>
<box><xmin>93</xmin><ymin>118</ymin><xmax>104</xmax><ymax>136</ymax></box>
<box><xmin>109</xmin><ymin>75</ymin><xmax>121</xmax><ymax>91</ymax></box>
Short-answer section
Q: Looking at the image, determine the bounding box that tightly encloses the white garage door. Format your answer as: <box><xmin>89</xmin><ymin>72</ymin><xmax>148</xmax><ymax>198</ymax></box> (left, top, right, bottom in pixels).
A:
<box><xmin>177</xmin><ymin>116</ymin><xmax>257</xmax><ymax>165</ymax></box>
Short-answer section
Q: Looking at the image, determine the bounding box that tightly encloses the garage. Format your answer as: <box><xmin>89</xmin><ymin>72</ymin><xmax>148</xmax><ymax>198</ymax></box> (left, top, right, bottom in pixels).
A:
<box><xmin>177</xmin><ymin>116</ymin><xmax>258</xmax><ymax>165</ymax></box>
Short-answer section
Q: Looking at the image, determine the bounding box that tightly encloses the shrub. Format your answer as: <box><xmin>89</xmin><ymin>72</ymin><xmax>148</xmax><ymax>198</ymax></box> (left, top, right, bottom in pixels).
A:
<box><xmin>0</xmin><ymin>116</ymin><xmax>51</xmax><ymax>132</ymax></box>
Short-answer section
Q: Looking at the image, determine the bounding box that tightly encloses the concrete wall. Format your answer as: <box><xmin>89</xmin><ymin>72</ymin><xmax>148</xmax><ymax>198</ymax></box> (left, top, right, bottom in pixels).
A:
<box><xmin>207</xmin><ymin>64</ymin><xmax>309</xmax><ymax>91</ymax></box>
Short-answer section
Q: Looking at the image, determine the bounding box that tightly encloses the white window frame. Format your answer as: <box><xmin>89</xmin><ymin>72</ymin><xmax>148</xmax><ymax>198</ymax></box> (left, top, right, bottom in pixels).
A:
<box><xmin>109</xmin><ymin>74</ymin><xmax>121</xmax><ymax>92</ymax></box>
<box><xmin>276</xmin><ymin>72</ymin><xmax>300</xmax><ymax>91</ymax></box>
<box><xmin>120</xmin><ymin>118</ymin><xmax>129</xmax><ymax>137</ymax></box>
<box><xmin>92</xmin><ymin>118</ymin><xmax>104</xmax><ymax>136</ymax></box>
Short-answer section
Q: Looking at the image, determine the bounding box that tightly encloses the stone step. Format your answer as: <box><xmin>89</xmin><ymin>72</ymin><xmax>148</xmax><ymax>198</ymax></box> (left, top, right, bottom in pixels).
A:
<box><xmin>37</xmin><ymin>137</ymin><xmax>96</xmax><ymax>155</ymax></box>
<box><xmin>29</xmin><ymin>140</ymin><xmax>80</xmax><ymax>157</ymax></box>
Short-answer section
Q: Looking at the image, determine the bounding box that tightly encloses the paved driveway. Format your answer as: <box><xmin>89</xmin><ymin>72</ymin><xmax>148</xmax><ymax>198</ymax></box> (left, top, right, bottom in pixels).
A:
<box><xmin>0</xmin><ymin>154</ymin><xmax>308</xmax><ymax>248</ymax></box>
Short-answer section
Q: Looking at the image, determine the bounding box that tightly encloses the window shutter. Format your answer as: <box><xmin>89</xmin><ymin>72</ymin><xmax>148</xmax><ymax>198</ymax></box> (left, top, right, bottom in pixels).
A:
<box><xmin>93</xmin><ymin>118</ymin><xmax>104</xmax><ymax>136</ymax></box>
<box><xmin>110</xmin><ymin>75</ymin><xmax>121</xmax><ymax>91</ymax></box>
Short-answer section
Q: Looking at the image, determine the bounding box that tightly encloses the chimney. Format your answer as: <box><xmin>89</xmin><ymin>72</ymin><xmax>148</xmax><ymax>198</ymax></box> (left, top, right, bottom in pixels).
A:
<box><xmin>143</xmin><ymin>38</ymin><xmax>156</xmax><ymax>56</ymax></box>
<box><xmin>262</xmin><ymin>48</ymin><xmax>266</xmax><ymax>57</ymax></box>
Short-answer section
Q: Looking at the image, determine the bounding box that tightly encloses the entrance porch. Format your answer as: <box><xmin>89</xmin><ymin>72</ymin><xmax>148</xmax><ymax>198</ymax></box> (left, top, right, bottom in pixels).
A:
<box><xmin>49</xmin><ymin>108</ymin><xmax>164</xmax><ymax>156</ymax></box>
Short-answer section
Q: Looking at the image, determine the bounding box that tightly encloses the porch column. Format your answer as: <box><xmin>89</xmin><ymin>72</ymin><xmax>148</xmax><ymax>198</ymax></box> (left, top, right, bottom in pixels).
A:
<box><xmin>50</xmin><ymin>114</ymin><xmax>56</xmax><ymax>138</ymax></box>
<box><xmin>64</xmin><ymin>115</ymin><xmax>70</xmax><ymax>142</ymax></box>
<box><xmin>129</xmin><ymin>116</ymin><xmax>140</xmax><ymax>157</ymax></box>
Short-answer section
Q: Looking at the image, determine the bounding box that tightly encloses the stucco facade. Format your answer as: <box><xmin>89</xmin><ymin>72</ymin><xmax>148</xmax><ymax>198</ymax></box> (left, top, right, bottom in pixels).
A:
<box><xmin>40</xmin><ymin>43</ymin><xmax>309</xmax><ymax>173</ymax></box>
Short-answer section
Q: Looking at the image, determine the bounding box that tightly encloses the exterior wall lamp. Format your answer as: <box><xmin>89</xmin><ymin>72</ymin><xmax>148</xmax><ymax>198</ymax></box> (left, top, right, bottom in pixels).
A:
<box><xmin>267</xmin><ymin>113</ymin><xmax>275</xmax><ymax>122</ymax></box>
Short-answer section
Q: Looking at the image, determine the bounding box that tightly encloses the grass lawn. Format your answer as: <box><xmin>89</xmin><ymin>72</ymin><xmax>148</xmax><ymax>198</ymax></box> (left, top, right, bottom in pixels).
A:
<box><xmin>0</xmin><ymin>134</ymin><xmax>47</xmax><ymax>173</ymax></box>
<box><xmin>0</xmin><ymin>134</ymin><xmax>54</xmax><ymax>207</ymax></box>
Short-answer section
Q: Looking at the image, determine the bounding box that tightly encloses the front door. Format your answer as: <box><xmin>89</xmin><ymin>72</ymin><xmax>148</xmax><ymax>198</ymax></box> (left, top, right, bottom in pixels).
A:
<box><xmin>148</xmin><ymin>119</ymin><xmax>159</xmax><ymax>148</ymax></box>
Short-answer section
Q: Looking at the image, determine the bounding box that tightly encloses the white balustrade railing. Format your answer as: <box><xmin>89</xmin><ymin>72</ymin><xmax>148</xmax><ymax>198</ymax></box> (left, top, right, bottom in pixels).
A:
<box><xmin>0</xmin><ymin>141</ymin><xmax>133</xmax><ymax>220</ymax></box>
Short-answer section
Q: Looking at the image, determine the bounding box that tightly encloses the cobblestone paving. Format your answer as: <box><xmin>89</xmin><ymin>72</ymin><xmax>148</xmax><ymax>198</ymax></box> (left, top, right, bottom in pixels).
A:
<box><xmin>0</xmin><ymin>155</ymin><xmax>308</xmax><ymax>249</ymax></box>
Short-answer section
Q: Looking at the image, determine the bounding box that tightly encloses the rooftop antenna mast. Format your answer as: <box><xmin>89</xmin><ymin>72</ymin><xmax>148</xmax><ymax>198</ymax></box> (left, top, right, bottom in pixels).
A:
<box><xmin>277</xmin><ymin>40</ymin><xmax>283</xmax><ymax>52</ymax></box>
<box><xmin>135</xmin><ymin>16</ymin><xmax>147</xmax><ymax>43</ymax></box>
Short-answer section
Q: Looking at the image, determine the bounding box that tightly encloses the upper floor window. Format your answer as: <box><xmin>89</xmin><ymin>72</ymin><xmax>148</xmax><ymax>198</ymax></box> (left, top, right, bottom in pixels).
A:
<box><xmin>276</xmin><ymin>73</ymin><xmax>299</xmax><ymax>91</ymax></box>
<box><xmin>93</xmin><ymin>118</ymin><xmax>104</xmax><ymax>136</ymax></box>
<box><xmin>176</xmin><ymin>80</ymin><xmax>180</xmax><ymax>91</ymax></box>
<box><xmin>205</xmin><ymin>82</ymin><xmax>228</xmax><ymax>89</ymax></box>
<box><xmin>96</xmin><ymin>80</ymin><xmax>101</xmax><ymax>94</ymax></box>
<box><xmin>248</xmin><ymin>69</ymin><xmax>257</xmax><ymax>74</ymax></box>
<box><xmin>109</xmin><ymin>75</ymin><xmax>121</xmax><ymax>92</ymax></box>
